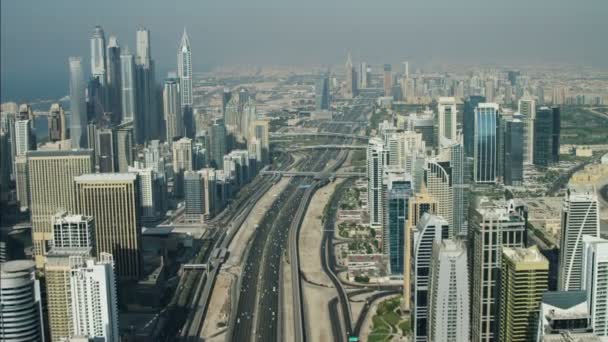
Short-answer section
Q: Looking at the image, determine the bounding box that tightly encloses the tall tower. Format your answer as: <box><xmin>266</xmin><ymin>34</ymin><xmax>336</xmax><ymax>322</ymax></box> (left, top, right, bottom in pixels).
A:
<box><xmin>463</xmin><ymin>95</ymin><xmax>486</xmax><ymax>158</ymax></box>
<box><xmin>470</xmin><ymin>199</ymin><xmax>526</xmax><ymax>342</ymax></box>
<box><xmin>383</xmin><ymin>64</ymin><xmax>392</xmax><ymax>97</ymax></box>
<box><xmin>503</xmin><ymin>116</ymin><xmax>525</xmax><ymax>186</ymax></box>
<box><xmin>428</xmin><ymin>239</ymin><xmax>469</xmax><ymax>342</ymax></box>
<box><xmin>69</xmin><ymin>56</ymin><xmax>87</xmax><ymax>149</ymax></box>
<box><xmin>120</xmin><ymin>48</ymin><xmax>136</xmax><ymax>125</ymax></box>
<box><xmin>210</xmin><ymin>118</ymin><xmax>227</xmax><ymax>169</ymax></box>
<box><xmin>518</xmin><ymin>97</ymin><xmax>536</xmax><ymax>165</ymax></box>
<box><xmin>315</xmin><ymin>73</ymin><xmax>330</xmax><ymax>110</ymax></box>
<box><xmin>582</xmin><ymin>236</ymin><xmax>608</xmax><ymax>337</ymax></box>
<box><xmin>135</xmin><ymin>27</ymin><xmax>158</xmax><ymax>142</ymax></box>
<box><xmin>367</xmin><ymin>138</ymin><xmax>387</xmax><ymax>230</ymax></box>
<box><xmin>425</xmin><ymin>160</ymin><xmax>453</xmax><ymax>236</ymax></box>
<box><xmin>69</xmin><ymin>254</ymin><xmax>119</xmax><ymax>341</ymax></box>
<box><xmin>177</xmin><ymin>28</ymin><xmax>193</xmax><ymax>107</ymax></box>
<box><xmin>163</xmin><ymin>77</ymin><xmax>182</xmax><ymax>142</ymax></box>
<box><xmin>90</xmin><ymin>25</ymin><xmax>107</xmax><ymax>84</ymax></box>
<box><xmin>533</xmin><ymin>106</ymin><xmax>556</xmax><ymax>167</ymax></box>
<box><xmin>0</xmin><ymin>260</ymin><xmax>44</xmax><ymax>341</ymax></box>
<box><xmin>412</xmin><ymin>214</ymin><xmax>449</xmax><ymax>342</ymax></box>
<box><xmin>359</xmin><ymin>62</ymin><xmax>368</xmax><ymax>89</ymax></box>
<box><xmin>473</xmin><ymin>103</ymin><xmax>499</xmax><ymax>183</ymax></box>
<box><xmin>75</xmin><ymin>173</ymin><xmax>142</xmax><ymax>280</ymax></box>
<box><xmin>344</xmin><ymin>52</ymin><xmax>356</xmax><ymax>99</ymax></box>
<box><xmin>172</xmin><ymin>137</ymin><xmax>193</xmax><ymax>197</ymax></box>
<box><xmin>499</xmin><ymin>246</ymin><xmax>549</xmax><ymax>342</ymax></box>
<box><xmin>106</xmin><ymin>35</ymin><xmax>122</xmax><ymax>123</ymax></box>
<box><xmin>437</xmin><ymin>97</ymin><xmax>457</xmax><ymax>143</ymax></box>
<box><xmin>383</xmin><ymin>172</ymin><xmax>412</xmax><ymax>275</ymax></box>
<box><xmin>28</xmin><ymin>149</ymin><xmax>94</xmax><ymax>266</ymax></box>
<box><xmin>559</xmin><ymin>185</ymin><xmax>600</xmax><ymax>291</ymax></box>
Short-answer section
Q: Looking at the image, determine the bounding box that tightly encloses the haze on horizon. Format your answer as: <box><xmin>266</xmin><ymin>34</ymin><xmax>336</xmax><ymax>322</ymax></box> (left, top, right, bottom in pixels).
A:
<box><xmin>1</xmin><ymin>0</ymin><xmax>607</xmax><ymax>101</ymax></box>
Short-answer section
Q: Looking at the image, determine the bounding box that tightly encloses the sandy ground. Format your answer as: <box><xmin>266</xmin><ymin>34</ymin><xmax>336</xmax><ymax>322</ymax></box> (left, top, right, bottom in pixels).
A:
<box><xmin>201</xmin><ymin>176</ymin><xmax>291</xmax><ymax>338</ymax></box>
<box><xmin>302</xmin><ymin>282</ymin><xmax>338</xmax><ymax>342</ymax></box>
<box><xmin>281</xmin><ymin>257</ymin><xmax>294</xmax><ymax>342</ymax></box>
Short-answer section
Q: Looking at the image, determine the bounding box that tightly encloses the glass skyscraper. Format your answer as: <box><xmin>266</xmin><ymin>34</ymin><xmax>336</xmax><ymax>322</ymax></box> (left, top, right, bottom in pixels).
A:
<box><xmin>384</xmin><ymin>173</ymin><xmax>411</xmax><ymax>275</ymax></box>
<box><xmin>504</xmin><ymin>117</ymin><xmax>524</xmax><ymax>186</ymax></box>
<box><xmin>533</xmin><ymin>106</ymin><xmax>555</xmax><ymax>167</ymax></box>
<box><xmin>473</xmin><ymin>103</ymin><xmax>499</xmax><ymax>183</ymax></box>
<box><xmin>463</xmin><ymin>95</ymin><xmax>485</xmax><ymax>157</ymax></box>
<box><xmin>69</xmin><ymin>57</ymin><xmax>87</xmax><ymax>149</ymax></box>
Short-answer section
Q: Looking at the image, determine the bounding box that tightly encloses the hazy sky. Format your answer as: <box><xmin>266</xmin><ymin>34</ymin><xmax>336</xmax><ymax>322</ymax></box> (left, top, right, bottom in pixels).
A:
<box><xmin>2</xmin><ymin>0</ymin><xmax>607</xmax><ymax>101</ymax></box>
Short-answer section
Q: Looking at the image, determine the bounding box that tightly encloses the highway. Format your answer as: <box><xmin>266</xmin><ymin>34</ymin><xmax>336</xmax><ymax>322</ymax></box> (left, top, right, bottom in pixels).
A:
<box><xmin>230</xmin><ymin>94</ymin><xmax>374</xmax><ymax>342</ymax></box>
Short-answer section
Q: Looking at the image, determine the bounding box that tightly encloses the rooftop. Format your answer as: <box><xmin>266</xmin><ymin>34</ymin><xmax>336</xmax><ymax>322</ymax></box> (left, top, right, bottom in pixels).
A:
<box><xmin>74</xmin><ymin>173</ymin><xmax>137</xmax><ymax>182</ymax></box>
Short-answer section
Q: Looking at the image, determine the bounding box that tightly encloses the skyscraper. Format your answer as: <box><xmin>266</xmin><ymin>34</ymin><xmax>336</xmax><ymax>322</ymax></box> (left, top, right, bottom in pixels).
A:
<box><xmin>315</xmin><ymin>73</ymin><xmax>330</xmax><ymax>110</ymax></box>
<box><xmin>474</xmin><ymin>103</ymin><xmax>499</xmax><ymax>183</ymax></box>
<box><xmin>504</xmin><ymin>117</ymin><xmax>524</xmax><ymax>186</ymax></box>
<box><xmin>48</xmin><ymin>103</ymin><xmax>67</xmax><ymax>142</ymax></box>
<box><xmin>427</xmin><ymin>239</ymin><xmax>469</xmax><ymax>342</ymax></box>
<box><xmin>551</xmin><ymin>106</ymin><xmax>561</xmax><ymax>164</ymax></box>
<box><xmin>52</xmin><ymin>212</ymin><xmax>95</xmax><ymax>250</ymax></box>
<box><xmin>437</xmin><ymin>97</ymin><xmax>457</xmax><ymax>143</ymax></box>
<box><xmin>533</xmin><ymin>106</ymin><xmax>557</xmax><ymax>167</ymax></box>
<box><xmin>412</xmin><ymin>213</ymin><xmax>449</xmax><ymax>342</ymax></box>
<box><xmin>344</xmin><ymin>52</ymin><xmax>357</xmax><ymax>98</ymax></box>
<box><xmin>559</xmin><ymin>185</ymin><xmax>600</xmax><ymax>291</ymax></box>
<box><xmin>383</xmin><ymin>64</ymin><xmax>392</xmax><ymax>97</ymax></box>
<box><xmin>75</xmin><ymin>173</ymin><xmax>142</xmax><ymax>280</ymax></box>
<box><xmin>14</xmin><ymin>119</ymin><xmax>35</xmax><ymax>156</ymax></box>
<box><xmin>69</xmin><ymin>254</ymin><xmax>119</xmax><ymax>341</ymax></box>
<box><xmin>106</xmin><ymin>35</ymin><xmax>122</xmax><ymax>123</ymax></box>
<box><xmin>470</xmin><ymin>199</ymin><xmax>526</xmax><ymax>342</ymax></box>
<box><xmin>367</xmin><ymin>138</ymin><xmax>387</xmax><ymax>230</ymax></box>
<box><xmin>14</xmin><ymin>155</ymin><xmax>29</xmax><ymax>212</ymax></box>
<box><xmin>129</xmin><ymin>165</ymin><xmax>163</xmax><ymax>223</ymax></box>
<box><xmin>425</xmin><ymin>160</ymin><xmax>454</xmax><ymax>237</ymax></box>
<box><xmin>163</xmin><ymin>77</ymin><xmax>182</xmax><ymax>142</ymax></box>
<box><xmin>184</xmin><ymin>170</ymin><xmax>206</xmax><ymax>222</ymax></box>
<box><xmin>69</xmin><ymin>56</ymin><xmax>87</xmax><ymax>149</ymax></box>
<box><xmin>582</xmin><ymin>236</ymin><xmax>608</xmax><ymax>336</ymax></box>
<box><xmin>172</xmin><ymin>137</ymin><xmax>193</xmax><ymax>197</ymax></box>
<box><xmin>120</xmin><ymin>48</ymin><xmax>136</xmax><ymax>127</ymax></box>
<box><xmin>97</xmin><ymin>128</ymin><xmax>115</xmax><ymax>172</ymax></box>
<box><xmin>518</xmin><ymin>97</ymin><xmax>536</xmax><ymax>164</ymax></box>
<box><xmin>135</xmin><ymin>27</ymin><xmax>159</xmax><ymax>142</ymax></box>
<box><xmin>210</xmin><ymin>118</ymin><xmax>227</xmax><ymax>169</ymax></box>
<box><xmin>177</xmin><ymin>28</ymin><xmax>193</xmax><ymax>107</ymax></box>
<box><xmin>383</xmin><ymin>172</ymin><xmax>411</xmax><ymax>275</ymax></box>
<box><xmin>28</xmin><ymin>149</ymin><xmax>94</xmax><ymax>266</ymax></box>
<box><xmin>498</xmin><ymin>246</ymin><xmax>549</xmax><ymax>342</ymax></box>
<box><xmin>0</xmin><ymin>260</ymin><xmax>44</xmax><ymax>341</ymax></box>
<box><xmin>359</xmin><ymin>62</ymin><xmax>368</xmax><ymax>89</ymax></box>
<box><xmin>485</xmin><ymin>79</ymin><xmax>495</xmax><ymax>102</ymax></box>
<box><xmin>90</xmin><ymin>26</ymin><xmax>106</xmax><ymax>84</ymax></box>
<box><xmin>463</xmin><ymin>95</ymin><xmax>486</xmax><ymax>157</ymax></box>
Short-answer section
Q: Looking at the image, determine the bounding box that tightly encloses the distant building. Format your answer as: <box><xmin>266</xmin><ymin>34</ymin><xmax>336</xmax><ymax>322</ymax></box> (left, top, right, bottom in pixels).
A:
<box><xmin>367</xmin><ymin>138</ymin><xmax>387</xmax><ymax>231</ymax></box>
<box><xmin>114</xmin><ymin>124</ymin><xmax>134</xmax><ymax>172</ymax></box>
<box><xmin>316</xmin><ymin>73</ymin><xmax>330</xmax><ymax>110</ymax></box>
<box><xmin>172</xmin><ymin>137</ymin><xmax>193</xmax><ymax>197</ymax></box>
<box><xmin>534</xmin><ymin>106</ymin><xmax>560</xmax><ymax>167</ymax></box>
<box><xmin>184</xmin><ymin>171</ymin><xmax>205</xmax><ymax>222</ymax></box>
<box><xmin>344</xmin><ymin>52</ymin><xmax>357</xmax><ymax>98</ymax></box>
<box><xmin>499</xmin><ymin>246</ymin><xmax>549</xmax><ymax>342</ymax></box>
<box><xmin>558</xmin><ymin>185</ymin><xmax>600</xmax><ymax>291</ymax></box>
<box><xmin>383</xmin><ymin>64</ymin><xmax>392</xmax><ymax>97</ymax></box>
<box><xmin>427</xmin><ymin>239</ymin><xmax>469</xmax><ymax>342</ymax></box>
<box><xmin>129</xmin><ymin>166</ymin><xmax>164</xmax><ymax>223</ymax></box>
<box><xmin>120</xmin><ymin>48</ymin><xmax>137</xmax><ymax>136</ymax></box>
<box><xmin>412</xmin><ymin>213</ymin><xmax>449</xmax><ymax>342</ymax></box>
<box><xmin>69</xmin><ymin>56</ymin><xmax>87</xmax><ymax>149</ymax></box>
<box><xmin>96</xmin><ymin>129</ymin><xmax>115</xmax><ymax>172</ymax></box>
<box><xmin>75</xmin><ymin>173</ymin><xmax>142</xmax><ymax>280</ymax></box>
<box><xmin>503</xmin><ymin>116</ymin><xmax>525</xmax><ymax>185</ymax></box>
<box><xmin>0</xmin><ymin>260</ymin><xmax>44</xmax><ymax>341</ymax></box>
<box><xmin>106</xmin><ymin>35</ymin><xmax>122</xmax><ymax>123</ymax></box>
<box><xmin>48</xmin><ymin>103</ymin><xmax>67</xmax><ymax>142</ymax></box>
<box><xmin>210</xmin><ymin>118</ymin><xmax>227</xmax><ymax>169</ymax></box>
<box><xmin>437</xmin><ymin>97</ymin><xmax>457</xmax><ymax>142</ymax></box>
<box><xmin>177</xmin><ymin>29</ymin><xmax>193</xmax><ymax>107</ymax></box>
<box><xmin>90</xmin><ymin>26</ymin><xmax>107</xmax><ymax>84</ymax></box>
<box><xmin>518</xmin><ymin>98</ymin><xmax>536</xmax><ymax>164</ymax></box>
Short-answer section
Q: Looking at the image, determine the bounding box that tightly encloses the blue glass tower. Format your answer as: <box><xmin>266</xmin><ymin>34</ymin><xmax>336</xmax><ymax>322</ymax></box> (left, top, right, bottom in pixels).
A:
<box><xmin>474</xmin><ymin>103</ymin><xmax>499</xmax><ymax>183</ymax></box>
<box><xmin>385</xmin><ymin>174</ymin><xmax>412</xmax><ymax>275</ymax></box>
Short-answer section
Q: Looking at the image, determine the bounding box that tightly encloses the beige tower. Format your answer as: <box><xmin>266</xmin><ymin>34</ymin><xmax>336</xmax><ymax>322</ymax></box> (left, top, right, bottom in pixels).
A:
<box><xmin>27</xmin><ymin>149</ymin><xmax>94</xmax><ymax>267</ymax></box>
<box><xmin>75</xmin><ymin>173</ymin><xmax>141</xmax><ymax>280</ymax></box>
<box><xmin>403</xmin><ymin>188</ymin><xmax>437</xmax><ymax>312</ymax></box>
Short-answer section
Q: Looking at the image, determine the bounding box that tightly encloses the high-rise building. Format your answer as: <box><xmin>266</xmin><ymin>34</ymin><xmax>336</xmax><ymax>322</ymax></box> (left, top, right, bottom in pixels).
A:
<box><xmin>48</xmin><ymin>103</ymin><xmax>67</xmax><ymax>142</ymax></box>
<box><xmin>485</xmin><ymin>79</ymin><xmax>495</xmax><ymax>102</ymax></box>
<box><xmin>120</xmin><ymin>48</ymin><xmax>136</xmax><ymax>128</ymax></box>
<box><xmin>14</xmin><ymin>118</ymin><xmax>35</xmax><ymax>156</ymax></box>
<box><xmin>114</xmin><ymin>124</ymin><xmax>134</xmax><ymax>172</ymax></box>
<box><xmin>184</xmin><ymin>170</ymin><xmax>206</xmax><ymax>222</ymax></box>
<box><xmin>52</xmin><ymin>212</ymin><xmax>95</xmax><ymax>250</ymax></box>
<box><xmin>463</xmin><ymin>95</ymin><xmax>486</xmax><ymax>157</ymax></box>
<box><xmin>383</xmin><ymin>64</ymin><xmax>392</xmax><ymax>97</ymax></box>
<box><xmin>559</xmin><ymin>185</ymin><xmax>600</xmax><ymax>291</ymax></box>
<box><xmin>177</xmin><ymin>28</ymin><xmax>193</xmax><ymax>107</ymax></box>
<box><xmin>533</xmin><ymin>106</ymin><xmax>557</xmax><ymax>167</ymax></box>
<box><xmin>499</xmin><ymin>246</ymin><xmax>549</xmax><ymax>342</ymax></box>
<box><xmin>163</xmin><ymin>77</ymin><xmax>182</xmax><ymax>142</ymax></box>
<box><xmin>582</xmin><ymin>236</ymin><xmax>608</xmax><ymax>336</ymax></box>
<box><xmin>474</xmin><ymin>103</ymin><xmax>499</xmax><ymax>183</ymax></box>
<box><xmin>0</xmin><ymin>260</ymin><xmax>44</xmax><ymax>341</ymax></box>
<box><xmin>425</xmin><ymin>160</ymin><xmax>453</xmax><ymax>237</ymax></box>
<box><xmin>210</xmin><ymin>118</ymin><xmax>227</xmax><ymax>169</ymax></box>
<box><xmin>96</xmin><ymin>129</ymin><xmax>115</xmax><ymax>172</ymax></box>
<box><xmin>383</xmin><ymin>172</ymin><xmax>411</xmax><ymax>275</ymax></box>
<box><xmin>129</xmin><ymin>166</ymin><xmax>163</xmax><ymax>223</ymax></box>
<box><xmin>69</xmin><ymin>57</ymin><xmax>87</xmax><ymax>149</ymax></box>
<box><xmin>69</xmin><ymin>254</ymin><xmax>119</xmax><ymax>341</ymax></box>
<box><xmin>470</xmin><ymin>198</ymin><xmax>526</xmax><ymax>342</ymax></box>
<box><xmin>90</xmin><ymin>26</ymin><xmax>106</xmax><ymax>84</ymax></box>
<box><xmin>427</xmin><ymin>239</ymin><xmax>469</xmax><ymax>342</ymax></box>
<box><xmin>249</xmin><ymin>119</ymin><xmax>269</xmax><ymax>165</ymax></box>
<box><xmin>240</xmin><ymin>98</ymin><xmax>257</xmax><ymax>143</ymax></box>
<box><xmin>367</xmin><ymin>138</ymin><xmax>387</xmax><ymax>230</ymax></box>
<box><xmin>14</xmin><ymin>155</ymin><xmax>29</xmax><ymax>211</ymax></box>
<box><xmin>359</xmin><ymin>62</ymin><xmax>368</xmax><ymax>89</ymax></box>
<box><xmin>135</xmin><ymin>27</ymin><xmax>159</xmax><ymax>142</ymax></box>
<box><xmin>504</xmin><ymin>117</ymin><xmax>525</xmax><ymax>185</ymax></box>
<box><xmin>518</xmin><ymin>98</ymin><xmax>536</xmax><ymax>164</ymax></box>
<box><xmin>412</xmin><ymin>213</ymin><xmax>449</xmax><ymax>342</ymax></box>
<box><xmin>437</xmin><ymin>97</ymin><xmax>457</xmax><ymax>143</ymax></box>
<box><xmin>75</xmin><ymin>173</ymin><xmax>142</xmax><ymax>280</ymax></box>
<box><xmin>172</xmin><ymin>137</ymin><xmax>193</xmax><ymax>197</ymax></box>
<box><xmin>551</xmin><ymin>106</ymin><xmax>561</xmax><ymax>164</ymax></box>
<box><xmin>316</xmin><ymin>73</ymin><xmax>330</xmax><ymax>110</ymax></box>
<box><xmin>344</xmin><ymin>52</ymin><xmax>357</xmax><ymax>98</ymax></box>
<box><xmin>106</xmin><ymin>35</ymin><xmax>122</xmax><ymax>123</ymax></box>
<box><xmin>537</xmin><ymin>291</ymin><xmax>597</xmax><ymax>340</ymax></box>
<box><xmin>28</xmin><ymin>149</ymin><xmax>94</xmax><ymax>266</ymax></box>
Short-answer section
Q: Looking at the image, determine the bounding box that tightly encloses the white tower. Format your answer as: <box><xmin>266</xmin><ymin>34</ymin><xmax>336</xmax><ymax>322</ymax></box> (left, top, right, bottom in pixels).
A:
<box><xmin>177</xmin><ymin>28</ymin><xmax>193</xmax><ymax>107</ymax></box>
